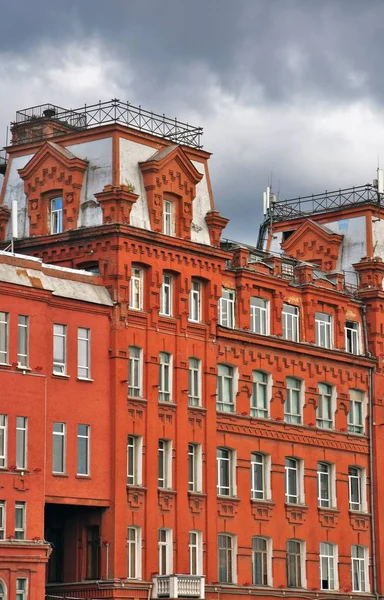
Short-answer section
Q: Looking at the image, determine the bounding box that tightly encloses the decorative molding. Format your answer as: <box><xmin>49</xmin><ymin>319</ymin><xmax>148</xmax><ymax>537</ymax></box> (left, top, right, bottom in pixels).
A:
<box><xmin>285</xmin><ymin>504</ymin><xmax>308</xmax><ymax>524</ymax></box>
<box><xmin>349</xmin><ymin>511</ymin><xmax>370</xmax><ymax>531</ymax></box>
<box><xmin>127</xmin><ymin>486</ymin><xmax>146</xmax><ymax>509</ymax></box>
<box><xmin>95</xmin><ymin>185</ymin><xmax>139</xmax><ymax>225</ymax></box>
<box><xmin>318</xmin><ymin>508</ymin><xmax>339</xmax><ymax>528</ymax></box>
<box><xmin>217</xmin><ymin>497</ymin><xmax>240</xmax><ymax>518</ymax></box>
<box><xmin>188</xmin><ymin>492</ymin><xmax>206</xmax><ymax>514</ymax></box>
<box><xmin>250</xmin><ymin>500</ymin><xmax>274</xmax><ymax>521</ymax></box>
<box><xmin>158</xmin><ymin>489</ymin><xmax>176</xmax><ymax>511</ymax></box>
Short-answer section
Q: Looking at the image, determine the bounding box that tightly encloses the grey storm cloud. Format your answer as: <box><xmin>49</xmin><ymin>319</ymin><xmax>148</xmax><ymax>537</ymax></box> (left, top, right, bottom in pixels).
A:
<box><xmin>1</xmin><ymin>0</ymin><xmax>384</xmax><ymax>242</ymax></box>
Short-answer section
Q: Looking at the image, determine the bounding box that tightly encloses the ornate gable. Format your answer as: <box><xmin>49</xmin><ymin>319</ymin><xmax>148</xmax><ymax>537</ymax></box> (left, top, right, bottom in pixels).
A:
<box><xmin>139</xmin><ymin>144</ymin><xmax>203</xmax><ymax>239</ymax></box>
<box><xmin>281</xmin><ymin>220</ymin><xmax>343</xmax><ymax>272</ymax></box>
<box><xmin>18</xmin><ymin>141</ymin><xmax>88</xmax><ymax>236</ymax></box>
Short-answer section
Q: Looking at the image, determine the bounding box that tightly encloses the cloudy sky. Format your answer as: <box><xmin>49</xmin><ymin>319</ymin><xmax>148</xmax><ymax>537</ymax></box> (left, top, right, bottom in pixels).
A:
<box><xmin>1</xmin><ymin>0</ymin><xmax>384</xmax><ymax>243</ymax></box>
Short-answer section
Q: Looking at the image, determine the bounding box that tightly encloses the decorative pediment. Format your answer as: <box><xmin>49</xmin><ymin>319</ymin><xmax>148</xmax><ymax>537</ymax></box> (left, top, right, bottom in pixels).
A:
<box><xmin>17</xmin><ymin>142</ymin><xmax>88</xmax><ymax>236</ymax></box>
<box><xmin>281</xmin><ymin>220</ymin><xmax>343</xmax><ymax>272</ymax></box>
<box><xmin>139</xmin><ymin>144</ymin><xmax>203</xmax><ymax>238</ymax></box>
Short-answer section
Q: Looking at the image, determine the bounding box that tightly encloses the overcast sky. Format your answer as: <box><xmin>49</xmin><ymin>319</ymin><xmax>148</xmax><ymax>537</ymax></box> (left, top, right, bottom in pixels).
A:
<box><xmin>1</xmin><ymin>0</ymin><xmax>384</xmax><ymax>243</ymax></box>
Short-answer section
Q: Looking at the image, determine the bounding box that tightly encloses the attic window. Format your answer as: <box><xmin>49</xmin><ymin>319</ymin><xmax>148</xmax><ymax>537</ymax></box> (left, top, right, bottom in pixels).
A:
<box><xmin>282</xmin><ymin>230</ymin><xmax>295</xmax><ymax>241</ymax></box>
<box><xmin>51</xmin><ymin>197</ymin><xmax>63</xmax><ymax>234</ymax></box>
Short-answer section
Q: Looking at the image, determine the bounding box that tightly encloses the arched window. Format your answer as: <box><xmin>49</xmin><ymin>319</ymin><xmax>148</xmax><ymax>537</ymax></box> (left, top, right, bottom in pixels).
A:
<box><xmin>0</xmin><ymin>579</ymin><xmax>7</xmax><ymax>600</ymax></box>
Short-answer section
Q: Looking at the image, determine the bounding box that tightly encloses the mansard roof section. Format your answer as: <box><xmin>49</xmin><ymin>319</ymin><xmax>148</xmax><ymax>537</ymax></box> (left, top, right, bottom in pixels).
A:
<box><xmin>281</xmin><ymin>219</ymin><xmax>343</xmax><ymax>271</ymax></box>
<box><xmin>18</xmin><ymin>141</ymin><xmax>88</xmax><ymax>181</ymax></box>
<box><xmin>139</xmin><ymin>144</ymin><xmax>203</xmax><ymax>184</ymax></box>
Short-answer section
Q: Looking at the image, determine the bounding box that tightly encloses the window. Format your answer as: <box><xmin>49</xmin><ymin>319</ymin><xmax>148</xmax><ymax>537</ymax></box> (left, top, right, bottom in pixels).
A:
<box><xmin>317</xmin><ymin>384</ymin><xmax>334</xmax><ymax>429</ymax></box>
<box><xmin>53</xmin><ymin>324</ymin><xmax>66</xmax><ymax>375</ymax></box>
<box><xmin>252</xmin><ymin>537</ymin><xmax>271</xmax><ymax>586</ymax></box>
<box><xmin>159</xmin><ymin>352</ymin><xmax>172</xmax><ymax>402</ymax></box>
<box><xmin>0</xmin><ymin>501</ymin><xmax>5</xmax><ymax>539</ymax></box>
<box><xmin>15</xmin><ymin>502</ymin><xmax>26</xmax><ymax>540</ymax></box>
<box><xmin>189</xmin><ymin>531</ymin><xmax>203</xmax><ymax>575</ymax></box>
<box><xmin>0</xmin><ymin>580</ymin><xmax>6</xmax><ymax>600</ymax></box>
<box><xmin>348</xmin><ymin>390</ymin><xmax>365</xmax><ymax>434</ymax></box>
<box><xmin>217</xmin><ymin>364</ymin><xmax>235</xmax><ymax>412</ymax></box>
<box><xmin>16</xmin><ymin>417</ymin><xmax>27</xmax><ymax>470</ymax></box>
<box><xmin>352</xmin><ymin>545</ymin><xmax>369</xmax><ymax>592</ymax></box>
<box><xmin>158</xmin><ymin>440</ymin><xmax>172</xmax><ymax>489</ymax></box>
<box><xmin>188</xmin><ymin>358</ymin><xmax>201</xmax><ymax>407</ymax></box>
<box><xmin>52</xmin><ymin>422</ymin><xmax>66</xmax><ymax>474</ymax></box>
<box><xmin>158</xmin><ymin>528</ymin><xmax>173</xmax><ymax>575</ymax></box>
<box><xmin>85</xmin><ymin>525</ymin><xmax>100</xmax><ymax>579</ymax></box>
<box><xmin>282</xmin><ymin>304</ymin><xmax>299</xmax><ymax>342</ymax></box>
<box><xmin>78</xmin><ymin>327</ymin><xmax>91</xmax><ymax>379</ymax></box>
<box><xmin>251</xmin><ymin>371</ymin><xmax>269</xmax><ymax>418</ymax></box>
<box><xmin>189</xmin><ymin>280</ymin><xmax>202</xmax><ymax>322</ymax></box>
<box><xmin>127</xmin><ymin>435</ymin><xmax>142</xmax><ymax>486</ymax></box>
<box><xmin>250</xmin><ymin>297</ymin><xmax>268</xmax><ymax>335</ymax></box>
<box><xmin>219</xmin><ymin>289</ymin><xmax>235</xmax><ymax>328</ymax></box>
<box><xmin>251</xmin><ymin>453</ymin><xmax>270</xmax><ymax>501</ymax></box>
<box><xmin>315</xmin><ymin>312</ymin><xmax>332</xmax><ymax>348</ymax></box>
<box><xmin>163</xmin><ymin>199</ymin><xmax>174</xmax><ymax>236</ymax></box>
<box><xmin>51</xmin><ymin>197</ymin><xmax>63</xmax><ymax>233</ymax></box>
<box><xmin>17</xmin><ymin>315</ymin><xmax>29</xmax><ymax>367</ymax></box>
<box><xmin>320</xmin><ymin>543</ymin><xmax>337</xmax><ymax>590</ymax></box>
<box><xmin>128</xmin><ymin>346</ymin><xmax>142</xmax><ymax>397</ymax></box>
<box><xmin>218</xmin><ymin>534</ymin><xmax>236</xmax><ymax>584</ymax></box>
<box><xmin>160</xmin><ymin>274</ymin><xmax>173</xmax><ymax>316</ymax></box>
<box><xmin>0</xmin><ymin>415</ymin><xmax>7</xmax><ymax>468</ymax></box>
<box><xmin>127</xmin><ymin>526</ymin><xmax>141</xmax><ymax>579</ymax></box>
<box><xmin>129</xmin><ymin>267</ymin><xmax>143</xmax><ymax>310</ymax></box>
<box><xmin>317</xmin><ymin>463</ymin><xmax>335</xmax><ymax>508</ymax></box>
<box><xmin>217</xmin><ymin>447</ymin><xmax>236</xmax><ymax>496</ymax></box>
<box><xmin>284</xmin><ymin>377</ymin><xmax>302</xmax><ymax>424</ymax></box>
<box><xmin>285</xmin><ymin>458</ymin><xmax>303</xmax><ymax>505</ymax></box>
<box><xmin>77</xmin><ymin>424</ymin><xmax>90</xmax><ymax>476</ymax></box>
<box><xmin>0</xmin><ymin>312</ymin><xmax>9</xmax><ymax>364</ymax></box>
<box><xmin>16</xmin><ymin>579</ymin><xmax>27</xmax><ymax>600</ymax></box>
<box><xmin>346</xmin><ymin>321</ymin><xmax>360</xmax><ymax>354</ymax></box>
<box><xmin>349</xmin><ymin>466</ymin><xmax>366</xmax><ymax>512</ymax></box>
<box><xmin>286</xmin><ymin>540</ymin><xmax>305</xmax><ymax>588</ymax></box>
<box><xmin>188</xmin><ymin>443</ymin><xmax>202</xmax><ymax>493</ymax></box>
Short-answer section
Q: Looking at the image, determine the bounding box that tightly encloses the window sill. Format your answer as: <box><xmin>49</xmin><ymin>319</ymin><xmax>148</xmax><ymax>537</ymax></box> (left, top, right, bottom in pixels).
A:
<box><xmin>76</xmin><ymin>474</ymin><xmax>91</xmax><ymax>479</ymax></box>
<box><xmin>158</xmin><ymin>401</ymin><xmax>177</xmax><ymax>407</ymax></box>
<box><xmin>77</xmin><ymin>377</ymin><xmax>94</xmax><ymax>383</ymax></box>
<box><xmin>52</xmin><ymin>373</ymin><xmax>69</xmax><ymax>379</ymax></box>
<box><xmin>188</xmin><ymin>405</ymin><xmax>206</xmax><ymax>412</ymax></box>
<box><xmin>217</xmin><ymin>495</ymin><xmax>240</xmax><ymax>501</ymax></box>
<box><xmin>16</xmin><ymin>365</ymin><xmax>31</xmax><ymax>372</ymax></box>
<box><xmin>128</xmin><ymin>395</ymin><xmax>148</xmax><ymax>403</ymax></box>
<box><xmin>52</xmin><ymin>472</ymin><xmax>69</xmax><ymax>478</ymax></box>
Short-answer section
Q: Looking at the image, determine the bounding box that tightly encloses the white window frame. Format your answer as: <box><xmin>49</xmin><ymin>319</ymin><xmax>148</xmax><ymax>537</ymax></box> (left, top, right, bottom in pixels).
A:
<box><xmin>188</xmin><ymin>358</ymin><xmax>201</xmax><ymax>407</ymax></box>
<box><xmin>0</xmin><ymin>312</ymin><xmax>9</xmax><ymax>365</ymax></box>
<box><xmin>160</xmin><ymin>273</ymin><xmax>173</xmax><ymax>317</ymax></box>
<box><xmin>250</xmin><ymin>297</ymin><xmax>269</xmax><ymax>335</ymax></box>
<box><xmin>286</xmin><ymin>539</ymin><xmax>306</xmax><ymax>588</ymax></box>
<box><xmin>219</xmin><ymin>289</ymin><xmax>235</xmax><ymax>328</ymax></box>
<box><xmin>127</xmin><ymin>435</ymin><xmax>143</xmax><ymax>486</ymax></box>
<box><xmin>159</xmin><ymin>352</ymin><xmax>172</xmax><ymax>403</ymax></box>
<box><xmin>158</xmin><ymin>439</ymin><xmax>172</xmax><ymax>489</ymax></box>
<box><xmin>217</xmin><ymin>447</ymin><xmax>236</xmax><ymax>497</ymax></box>
<box><xmin>128</xmin><ymin>346</ymin><xmax>142</xmax><ymax>398</ymax></box>
<box><xmin>252</xmin><ymin>536</ymin><xmax>272</xmax><ymax>586</ymax></box>
<box><xmin>348</xmin><ymin>389</ymin><xmax>365</xmax><ymax>435</ymax></box>
<box><xmin>77</xmin><ymin>424</ymin><xmax>90</xmax><ymax>476</ymax></box>
<box><xmin>345</xmin><ymin>321</ymin><xmax>361</xmax><ymax>354</ymax></box>
<box><xmin>282</xmin><ymin>304</ymin><xmax>299</xmax><ymax>342</ymax></box>
<box><xmin>315</xmin><ymin>312</ymin><xmax>333</xmax><ymax>349</ymax></box>
<box><xmin>320</xmin><ymin>542</ymin><xmax>338</xmax><ymax>590</ymax></box>
<box><xmin>351</xmin><ymin>545</ymin><xmax>369</xmax><ymax>592</ymax></box>
<box><xmin>52</xmin><ymin>422</ymin><xmax>66</xmax><ymax>474</ymax></box>
<box><xmin>77</xmin><ymin>327</ymin><xmax>91</xmax><ymax>379</ymax></box>
<box><xmin>251</xmin><ymin>371</ymin><xmax>270</xmax><ymax>418</ymax></box>
<box><xmin>53</xmin><ymin>324</ymin><xmax>67</xmax><ymax>375</ymax></box>
<box><xmin>284</xmin><ymin>377</ymin><xmax>303</xmax><ymax>424</ymax></box>
<box><xmin>217</xmin><ymin>364</ymin><xmax>236</xmax><ymax>413</ymax></box>
<box><xmin>189</xmin><ymin>530</ymin><xmax>203</xmax><ymax>576</ymax></box>
<box><xmin>163</xmin><ymin>199</ymin><xmax>174</xmax><ymax>236</ymax></box>
<box><xmin>218</xmin><ymin>533</ymin><xmax>237</xmax><ymax>584</ymax></box>
<box><xmin>16</xmin><ymin>416</ymin><xmax>27</xmax><ymax>470</ymax></box>
<box><xmin>251</xmin><ymin>452</ymin><xmax>271</xmax><ymax>501</ymax></box>
<box><xmin>0</xmin><ymin>579</ymin><xmax>7</xmax><ymax>600</ymax></box>
<box><xmin>0</xmin><ymin>501</ymin><xmax>5</xmax><ymax>540</ymax></box>
<box><xmin>158</xmin><ymin>528</ymin><xmax>173</xmax><ymax>575</ymax></box>
<box><xmin>51</xmin><ymin>196</ymin><xmax>63</xmax><ymax>234</ymax></box>
<box><xmin>189</xmin><ymin>280</ymin><xmax>202</xmax><ymax>323</ymax></box>
<box><xmin>17</xmin><ymin>315</ymin><xmax>29</xmax><ymax>368</ymax></box>
<box><xmin>285</xmin><ymin>457</ymin><xmax>304</xmax><ymax>505</ymax></box>
<box><xmin>127</xmin><ymin>526</ymin><xmax>142</xmax><ymax>579</ymax></box>
<box><xmin>129</xmin><ymin>267</ymin><xmax>144</xmax><ymax>310</ymax></box>
<box><xmin>15</xmin><ymin>501</ymin><xmax>26</xmax><ymax>540</ymax></box>
<box><xmin>317</xmin><ymin>462</ymin><xmax>336</xmax><ymax>509</ymax></box>
<box><xmin>16</xmin><ymin>578</ymin><xmax>28</xmax><ymax>600</ymax></box>
<box><xmin>188</xmin><ymin>443</ymin><xmax>202</xmax><ymax>493</ymax></box>
<box><xmin>0</xmin><ymin>415</ymin><xmax>7</xmax><ymax>468</ymax></box>
<box><xmin>316</xmin><ymin>383</ymin><xmax>334</xmax><ymax>429</ymax></box>
<box><xmin>348</xmin><ymin>466</ymin><xmax>367</xmax><ymax>512</ymax></box>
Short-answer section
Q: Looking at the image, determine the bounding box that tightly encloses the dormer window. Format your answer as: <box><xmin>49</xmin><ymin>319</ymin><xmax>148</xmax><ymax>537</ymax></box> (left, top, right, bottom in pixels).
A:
<box><xmin>51</xmin><ymin>197</ymin><xmax>63</xmax><ymax>234</ymax></box>
<box><xmin>163</xmin><ymin>199</ymin><xmax>174</xmax><ymax>236</ymax></box>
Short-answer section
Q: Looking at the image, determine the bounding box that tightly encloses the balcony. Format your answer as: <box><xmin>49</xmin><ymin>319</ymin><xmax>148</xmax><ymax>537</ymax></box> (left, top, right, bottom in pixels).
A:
<box><xmin>152</xmin><ymin>575</ymin><xmax>205</xmax><ymax>599</ymax></box>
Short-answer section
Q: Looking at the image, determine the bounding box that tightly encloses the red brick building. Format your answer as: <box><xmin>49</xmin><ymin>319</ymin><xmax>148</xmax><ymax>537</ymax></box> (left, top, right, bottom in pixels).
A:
<box><xmin>0</xmin><ymin>100</ymin><xmax>383</xmax><ymax>600</ymax></box>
